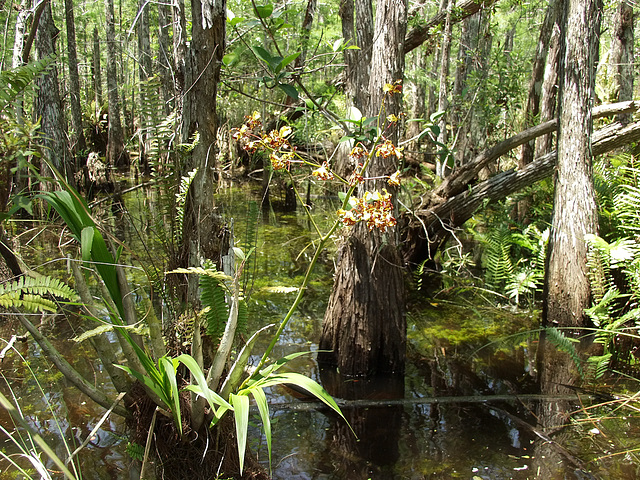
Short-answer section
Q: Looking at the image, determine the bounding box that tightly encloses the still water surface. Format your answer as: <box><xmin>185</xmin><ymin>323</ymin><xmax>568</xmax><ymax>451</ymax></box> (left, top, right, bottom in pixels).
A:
<box><xmin>1</xmin><ymin>184</ymin><xmax>639</xmax><ymax>479</ymax></box>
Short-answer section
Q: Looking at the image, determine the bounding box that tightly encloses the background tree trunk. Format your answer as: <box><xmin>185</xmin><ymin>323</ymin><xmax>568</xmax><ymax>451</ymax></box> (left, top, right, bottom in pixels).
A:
<box><xmin>64</xmin><ymin>0</ymin><xmax>87</xmax><ymax>161</ymax></box>
<box><xmin>608</xmin><ymin>0</ymin><xmax>634</xmax><ymax>124</ymax></box>
<box><xmin>320</xmin><ymin>0</ymin><xmax>407</xmax><ymax>376</ymax></box>
<box><xmin>543</xmin><ymin>0</ymin><xmax>602</xmax><ymax>329</ymax></box>
<box><xmin>92</xmin><ymin>27</ymin><xmax>103</xmax><ymax>109</ymax></box>
<box><xmin>104</xmin><ymin>0</ymin><xmax>129</xmax><ymax>169</ymax></box>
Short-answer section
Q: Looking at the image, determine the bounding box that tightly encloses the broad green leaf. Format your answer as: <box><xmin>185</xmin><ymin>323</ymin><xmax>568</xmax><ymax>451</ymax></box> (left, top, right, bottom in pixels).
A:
<box><xmin>277</xmin><ymin>51</ymin><xmax>301</xmax><ymax>73</ymax></box>
<box><xmin>254</xmin><ymin>3</ymin><xmax>273</xmax><ymax>18</ymax></box>
<box><xmin>178</xmin><ymin>354</ymin><xmax>233</xmax><ymax>410</ymax></box>
<box><xmin>230</xmin><ymin>393</ymin><xmax>250</xmax><ymax>475</ymax></box>
<box><xmin>114</xmin><ymin>364</ymin><xmax>166</xmax><ymax>407</ymax></box>
<box><xmin>251</xmin><ymin>387</ymin><xmax>272</xmax><ymax>473</ymax></box>
<box><xmin>332</xmin><ymin>38</ymin><xmax>344</xmax><ymax>52</ymax></box>
<box><xmin>253</xmin><ymin>46</ymin><xmax>273</xmax><ymax>69</ymax></box>
<box><xmin>160</xmin><ymin>357</ymin><xmax>182</xmax><ymax>435</ymax></box>
<box><xmin>278</xmin><ymin>83</ymin><xmax>298</xmax><ymax>100</ymax></box>
<box><xmin>80</xmin><ymin>227</ymin><xmax>94</xmax><ymax>263</ymax></box>
<box><xmin>220</xmin><ymin>324</ymin><xmax>274</xmax><ymax>398</ymax></box>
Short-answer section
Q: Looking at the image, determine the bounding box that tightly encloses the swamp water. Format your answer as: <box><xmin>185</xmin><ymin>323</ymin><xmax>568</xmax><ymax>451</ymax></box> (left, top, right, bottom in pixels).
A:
<box><xmin>1</xmin><ymin>184</ymin><xmax>640</xmax><ymax>479</ymax></box>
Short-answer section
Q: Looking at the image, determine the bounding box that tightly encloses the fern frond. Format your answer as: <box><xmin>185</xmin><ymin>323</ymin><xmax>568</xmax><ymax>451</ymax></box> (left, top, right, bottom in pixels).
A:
<box><xmin>586</xmin><ymin>353</ymin><xmax>612</xmax><ymax>382</ymax></box>
<box><xmin>167</xmin><ymin>267</ymin><xmax>231</xmax><ymax>283</ymax></box>
<box><xmin>0</xmin><ymin>276</ymin><xmax>78</xmax><ymax>313</ymax></box>
<box><xmin>200</xmin><ymin>274</ymin><xmax>230</xmax><ymax>340</ymax></box>
<box><xmin>545</xmin><ymin>327</ymin><xmax>584</xmax><ymax>379</ymax></box>
<box><xmin>73</xmin><ymin>324</ymin><xmax>115</xmax><ymax>343</ymax></box>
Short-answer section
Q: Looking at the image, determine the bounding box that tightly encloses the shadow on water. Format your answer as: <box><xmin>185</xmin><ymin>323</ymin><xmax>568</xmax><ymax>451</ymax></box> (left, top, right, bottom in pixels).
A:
<box><xmin>3</xmin><ymin>183</ymin><xmax>640</xmax><ymax>479</ymax></box>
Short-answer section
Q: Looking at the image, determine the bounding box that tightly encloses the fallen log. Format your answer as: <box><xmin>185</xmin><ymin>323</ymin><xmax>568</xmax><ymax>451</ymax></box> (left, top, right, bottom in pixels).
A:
<box><xmin>403</xmin><ymin>113</ymin><xmax>640</xmax><ymax>263</ymax></box>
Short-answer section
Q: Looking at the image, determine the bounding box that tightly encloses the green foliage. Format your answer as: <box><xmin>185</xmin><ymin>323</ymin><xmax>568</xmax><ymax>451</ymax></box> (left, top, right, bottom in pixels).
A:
<box><xmin>199</xmin><ymin>267</ymin><xmax>231</xmax><ymax>340</ymax></box>
<box><xmin>0</xmin><ymin>275</ymin><xmax>78</xmax><ymax>313</ymax></box>
<box><xmin>0</xmin><ymin>57</ymin><xmax>55</xmax><ymax>113</ymax></box>
<box><xmin>545</xmin><ymin>327</ymin><xmax>584</xmax><ymax>380</ymax></box>
<box><xmin>126</xmin><ymin>442</ymin><xmax>145</xmax><ymax>461</ymax></box>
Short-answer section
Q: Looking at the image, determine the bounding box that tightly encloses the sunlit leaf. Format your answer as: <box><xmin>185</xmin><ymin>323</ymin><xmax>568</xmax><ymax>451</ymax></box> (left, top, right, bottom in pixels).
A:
<box><xmin>230</xmin><ymin>393</ymin><xmax>250</xmax><ymax>475</ymax></box>
<box><xmin>254</xmin><ymin>4</ymin><xmax>273</xmax><ymax>18</ymax></box>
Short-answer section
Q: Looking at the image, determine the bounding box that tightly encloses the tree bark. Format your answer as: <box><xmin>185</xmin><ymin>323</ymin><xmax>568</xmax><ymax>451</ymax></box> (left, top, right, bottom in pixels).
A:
<box><xmin>404</xmin><ymin>0</ymin><xmax>498</xmax><ymax>55</ymax></box>
<box><xmin>518</xmin><ymin>0</ymin><xmax>559</xmax><ymax>169</ymax></box>
<box><xmin>137</xmin><ymin>0</ymin><xmax>152</xmax><ymax>173</ymax></box>
<box><xmin>157</xmin><ymin>0</ymin><xmax>173</xmax><ymax>115</ymax></box>
<box><xmin>92</xmin><ymin>27</ymin><xmax>103</xmax><ymax>109</ymax></box>
<box><xmin>608</xmin><ymin>0</ymin><xmax>634</xmax><ymax>124</ymax></box>
<box><xmin>435</xmin><ymin>0</ymin><xmax>454</xmax><ymax>178</ymax></box>
<box><xmin>543</xmin><ymin>0</ymin><xmax>603</xmax><ymax>329</ymax></box>
<box><xmin>64</xmin><ymin>0</ymin><xmax>87</xmax><ymax>159</ymax></box>
<box><xmin>104</xmin><ymin>0</ymin><xmax>129</xmax><ymax>169</ymax></box>
<box><xmin>177</xmin><ymin>0</ymin><xmax>228</xmax><ymax>302</ymax></box>
<box><xmin>35</xmin><ymin>0</ymin><xmax>71</xmax><ymax>183</ymax></box>
<box><xmin>320</xmin><ymin>0</ymin><xmax>407</xmax><ymax>376</ymax></box>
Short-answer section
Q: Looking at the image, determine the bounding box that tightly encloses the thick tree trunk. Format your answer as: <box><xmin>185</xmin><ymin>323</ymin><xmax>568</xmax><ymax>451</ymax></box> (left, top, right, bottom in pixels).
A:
<box><xmin>35</xmin><ymin>0</ymin><xmax>71</xmax><ymax>183</ymax></box>
<box><xmin>178</xmin><ymin>0</ymin><xmax>228</xmax><ymax>302</ymax></box>
<box><xmin>64</xmin><ymin>0</ymin><xmax>87</xmax><ymax>160</ymax></box>
<box><xmin>543</xmin><ymin>0</ymin><xmax>602</xmax><ymax>329</ymax></box>
<box><xmin>320</xmin><ymin>0</ymin><xmax>407</xmax><ymax>376</ymax></box>
<box><xmin>104</xmin><ymin>0</ymin><xmax>129</xmax><ymax>169</ymax></box>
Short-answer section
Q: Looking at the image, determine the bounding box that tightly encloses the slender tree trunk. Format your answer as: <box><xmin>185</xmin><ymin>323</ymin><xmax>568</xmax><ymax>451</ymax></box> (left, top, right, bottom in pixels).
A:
<box><xmin>535</xmin><ymin>6</ymin><xmax>562</xmax><ymax>159</ymax></box>
<box><xmin>519</xmin><ymin>0</ymin><xmax>560</xmax><ymax>169</ymax></box>
<box><xmin>543</xmin><ymin>0</ymin><xmax>603</xmax><ymax>329</ymax></box>
<box><xmin>320</xmin><ymin>0</ymin><xmax>407</xmax><ymax>376</ymax></box>
<box><xmin>137</xmin><ymin>0</ymin><xmax>152</xmax><ymax>173</ymax></box>
<box><xmin>609</xmin><ymin>0</ymin><xmax>634</xmax><ymax>124</ymax></box>
<box><xmin>104</xmin><ymin>0</ymin><xmax>129</xmax><ymax>169</ymax></box>
<box><xmin>35</xmin><ymin>0</ymin><xmax>71</xmax><ymax>184</ymax></box>
<box><xmin>157</xmin><ymin>0</ymin><xmax>173</xmax><ymax>115</ymax></box>
<box><xmin>436</xmin><ymin>0</ymin><xmax>454</xmax><ymax>178</ymax></box>
<box><xmin>64</xmin><ymin>0</ymin><xmax>87</xmax><ymax>160</ymax></box>
<box><xmin>92</xmin><ymin>27</ymin><xmax>103</xmax><ymax>109</ymax></box>
<box><xmin>340</xmin><ymin>0</ymin><xmax>373</xmax><ymax>111</ymax></box>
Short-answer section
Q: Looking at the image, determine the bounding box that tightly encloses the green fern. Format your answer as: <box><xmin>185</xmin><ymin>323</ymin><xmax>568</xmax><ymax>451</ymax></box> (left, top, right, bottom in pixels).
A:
<box><xmin>483</xmin><ymin>224</ymin><xmax>514</xmax><ymax>290</ymax></box>
<box><xmin>545</xmin><ymin>327</ymin><xmax>584</xmax><ymax>380</ymax></box>
<box><xmin>0</xmin><ymin>276</ymin><xmax>78</xmax><ymax>313</ymax></box>
<box><xmin>174</xmin><ymin>168</ymin><xmax>198</xmax><ymax>244</ymax></box>
<box><xmin>0</xmin><ymin>56</ymin><xmax>55</xmax><ymax>113</ymax></box>
<box><xmin>586</xmin><ymin>353</ymin><xmax>612</xmax><ymax>382</ymax></box>
<box><xmin>200</xmin><ymin>271</ymin><xmax>230</xmax><ymax>340</ymax></box>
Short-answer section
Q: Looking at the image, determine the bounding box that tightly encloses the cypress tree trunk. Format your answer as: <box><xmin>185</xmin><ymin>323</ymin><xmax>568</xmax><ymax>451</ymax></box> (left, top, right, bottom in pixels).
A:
<box><xmin>35</xmin><ymin>0</ymin><xmax>71</xmax><ymax>184</ymax></box>
<box><xmin>320</xmin><ymin>0</ymin><xmax>407</xmax><ymax>376</ymax></box>
<box><xmin>92</xmin><ymin>27</ymin><xmax>103</xmax><ymax>109</ymax></box>
<box><xmin>543</xmin><ymin>0</ymin><xmax>603</xmax><ymax>329</ymax></box>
